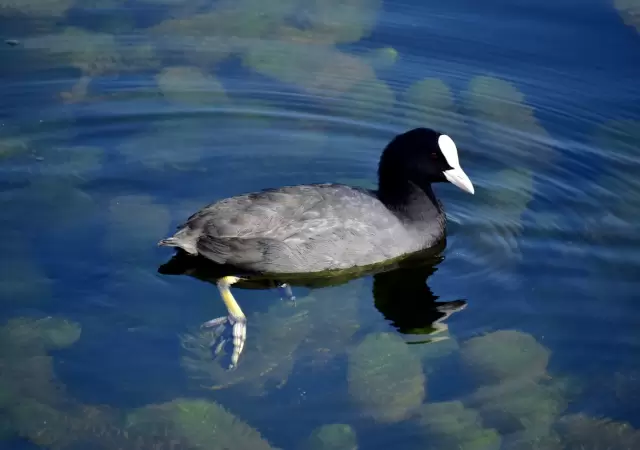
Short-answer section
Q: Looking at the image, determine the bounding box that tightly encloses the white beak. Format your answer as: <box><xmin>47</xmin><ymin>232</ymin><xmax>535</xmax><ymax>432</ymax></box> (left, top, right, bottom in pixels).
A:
<box><xmin>444</xmin><ymin>166</ymin><xmax>475</xmax><ymax>194</ymax></box>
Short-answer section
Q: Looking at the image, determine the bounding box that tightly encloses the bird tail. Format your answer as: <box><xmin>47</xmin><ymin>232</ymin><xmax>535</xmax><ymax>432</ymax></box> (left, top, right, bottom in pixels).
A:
<box><xmin>158</xmin><ymin>237</ymin><xmax>179</xmax><ymax>247</ymax></box>
<box><xmin>157</xmin><ymin>230</ymin><xmax>199</xmax><ymax>255</ymax></box>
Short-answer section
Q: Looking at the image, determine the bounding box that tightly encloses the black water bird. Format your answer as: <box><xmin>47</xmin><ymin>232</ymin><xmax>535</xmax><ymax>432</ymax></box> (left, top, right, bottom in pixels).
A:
<box><xmin>158</xmin><ymin>127</ymin><xmax>474</xmax><ymax>367</ymax></box>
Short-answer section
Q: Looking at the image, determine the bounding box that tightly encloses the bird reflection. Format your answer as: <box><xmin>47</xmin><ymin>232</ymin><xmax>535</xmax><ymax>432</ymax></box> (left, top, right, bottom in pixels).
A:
<box><xmin>158</xmin><ymin>239</ymin><xmax>467</xmax><ymax>357</ymax></box>
<box><xmin>372</xmin><ymin>253</ymin><xmax>467</xmax><ymax>343</ymax></box>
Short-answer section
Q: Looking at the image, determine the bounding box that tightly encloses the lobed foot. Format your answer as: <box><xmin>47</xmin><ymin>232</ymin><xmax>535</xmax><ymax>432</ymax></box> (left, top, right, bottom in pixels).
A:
<box><xmin>205</xmin><ymin>275</ymin><xmax>247</xmax><ymax>369</ymax></box>
<box><xmin>202</xmin><ymin>277</ymin><xmax>297</xmax><ymax>369</ymax></box>
<box><xmin>202</xmin><ymin>313</ymin><xmax>246</xmax><ymax>370</ymax></box>
<box><xmin>278</xmin><ymin>282</ymin><xmax>296</xmax><ymax>306</ymax></box>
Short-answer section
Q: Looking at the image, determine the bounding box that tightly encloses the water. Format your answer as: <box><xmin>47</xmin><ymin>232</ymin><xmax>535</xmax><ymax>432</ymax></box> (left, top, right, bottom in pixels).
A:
<box><xmin>1</xmin><ymin>0</ymin><xmax>639</xmax><ymax>448</ymax></box>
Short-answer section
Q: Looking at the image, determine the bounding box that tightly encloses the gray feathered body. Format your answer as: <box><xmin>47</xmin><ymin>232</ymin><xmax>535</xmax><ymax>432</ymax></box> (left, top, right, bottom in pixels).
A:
<box><xmin>160</xmin><ymin>183</ymin><xmax>445</xmax><ymax>274</ymax></box>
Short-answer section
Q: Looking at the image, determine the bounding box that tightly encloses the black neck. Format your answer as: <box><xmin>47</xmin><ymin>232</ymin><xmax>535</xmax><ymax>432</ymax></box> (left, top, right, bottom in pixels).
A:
<box><xmin>377</xmin><ymin>170</ymin><xmax>442</xmax><ymax>222</ymax></box>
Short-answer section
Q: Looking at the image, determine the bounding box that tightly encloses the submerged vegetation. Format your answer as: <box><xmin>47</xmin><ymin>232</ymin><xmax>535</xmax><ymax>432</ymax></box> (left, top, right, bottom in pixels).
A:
<box><xmin>347</xmin><ymin>332</ymin><xmax>426</xmax><ymax>423</ymax></box>
<box><xmin>414</xmin><ymin>401</ymin><xmax>501</xmax><ymax>450</ymax></box>
<box><xmin>556</xmin><ymin>414</ymin><xmax>640</xmax><ymax>449</ymax></box>
<box><xmin>156</xmin><ymin>66</ymin><xmax>228</xmax><ymax>106</ymax></box>
<box><xmin>126</xmin><ymin>398</ymin><xmax>278</xmax><ymax>449</ymax></box>
<box><xmin>0</xmin><ymin>246</ymin><xmax>52</xmax><ymax>306</ymax></box>
<box><xmin>582</xmin><ymin>119</ymin><xmax>640</xmax><ymax>285</ymax></box>
<box><xmin>116</xmin><ymin>118</ymin><xmax>214</xmax><ymax>170</ymax></box>
<box><xmin>464</xmin><ymin>75</ymin><xmax>555</xmax><ymax>168</ymax></box>
<box><xmin>0</xmin><ymin>131</ymin><xmax>30</xmax><ymax>160</ymax></box>
<box><xmin>613</xmin><ymin>0</ymin><xmax>640</xmax><ymax>33</ymax></box>
<box><xmin>303</xmin><ymin>424</ymin><xmax>358</xmax><ymax>450</ymax></box>
<box><xmin>458</xmin><ymin>330</ymin><xmax>580</xmax><ymax>450</ymax></box>
<box><xmin>181</xmin><ymin>297</ymin><xmax>310</xmax><ymax>394</ymax></box>
<box><xmin>0</xmin><ymin>0</ymin><xmax>74</xmax><ymax>17</ymax></box>
<box><xmin>460</xmin><ymin>330</ymin><xmax>550</xmax><ymax>384</ymax></box>
<box><xmin>1</xmin><ymin>0</ymin><xmax>638</xmax><ymax>449</ymax></box>
<box><xmin>467</xmin><ymin>378</ymin><xmax>571</xmax><ymax>448</ymax></box>
<box><xmin>0</xmin><ymin>315</ymin><xmax>280</xmax><ymax>449</ymax></box>
<box><xmin>456</xmin><ymin>76</ymin><xmax>549</xmax><ymax>268</ymax></box>
<box><xmin>4</xmin><ymin>316</ymin><xmax>82</xmax><ymax>350</ymax></box>
<box><xmin>182</xmin><ymin>284</ymin><xmax>362</xmax><ymax>394</ymax></box>
<box><xmin>404</xmin><ymin>78</ymin><xmax>467</xmax><ymax>139</ymax></box>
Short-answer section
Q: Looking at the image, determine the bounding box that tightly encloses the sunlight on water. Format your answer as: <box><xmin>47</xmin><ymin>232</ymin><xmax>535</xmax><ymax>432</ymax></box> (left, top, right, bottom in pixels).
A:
<box><xmin>1</xmin><ymin>0</ymin><xmax>640</xmax><ymax>448</ymax></box>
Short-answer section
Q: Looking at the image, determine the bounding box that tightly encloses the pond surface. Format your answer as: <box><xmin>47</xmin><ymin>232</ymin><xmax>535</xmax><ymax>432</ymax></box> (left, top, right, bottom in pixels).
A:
<box><xmin>1</xmin><ymin>0</ymin><xmax>640</xmax><ymax>449</ymax></box>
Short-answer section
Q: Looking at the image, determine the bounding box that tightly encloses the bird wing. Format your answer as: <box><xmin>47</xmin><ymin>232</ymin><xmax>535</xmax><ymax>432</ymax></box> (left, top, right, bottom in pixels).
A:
<box><xmin>181</xmin><ymin>184</ymin><xmax>401</xmax><ymax>272</ymax></box>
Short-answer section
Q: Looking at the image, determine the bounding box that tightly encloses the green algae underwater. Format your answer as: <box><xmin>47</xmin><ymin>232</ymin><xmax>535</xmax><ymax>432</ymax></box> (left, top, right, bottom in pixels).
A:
<box><xmin>2</xmin><ymin>0</ymin><xmax>640</xmax><ymax>448</ymax></box>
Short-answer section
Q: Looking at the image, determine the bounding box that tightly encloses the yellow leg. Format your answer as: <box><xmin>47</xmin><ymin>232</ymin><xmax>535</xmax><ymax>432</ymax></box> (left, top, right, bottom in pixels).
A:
<box><xmin>201</xmin><ymin>276</ymin><xmax>247</xmax><ymax>369</ymax></box>
<box><xmin>217</xmin><ymin>276</ymin><xmax>244</xmax><ymax>319</ymax></box>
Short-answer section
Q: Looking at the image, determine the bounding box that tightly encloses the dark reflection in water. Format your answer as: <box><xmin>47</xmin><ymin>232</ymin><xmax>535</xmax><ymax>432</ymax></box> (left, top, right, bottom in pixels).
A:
<box><xmin>158</xmin><ymin>237</ymin><xmax>466</xmax><ymax>350</ymax></box>
<box><xmin>371</xmin><ymin>254</ymin><xmax>467</xmax><ymax>341</ymax></box>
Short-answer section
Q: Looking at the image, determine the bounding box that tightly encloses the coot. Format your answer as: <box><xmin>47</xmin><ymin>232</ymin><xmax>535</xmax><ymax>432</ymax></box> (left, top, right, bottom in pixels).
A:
<box><xmin>159</xmin><ymin>127</ymin><xmax>474</xmax><ymax>367</ymax></box>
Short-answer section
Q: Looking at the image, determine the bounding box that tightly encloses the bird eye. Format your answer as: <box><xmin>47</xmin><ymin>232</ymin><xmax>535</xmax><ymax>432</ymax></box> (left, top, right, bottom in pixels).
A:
<box><xmin>431</xmin><ymin>153</ymin><xmax>437</xmax><ymax>158</ymax></box>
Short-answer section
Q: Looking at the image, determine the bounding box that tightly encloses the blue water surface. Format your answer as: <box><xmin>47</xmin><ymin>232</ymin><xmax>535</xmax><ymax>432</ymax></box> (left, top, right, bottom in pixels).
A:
<box><xmin>1</xmin><ymin>0</ymin><xmax>639</xmax><ymax>449</ymax></box>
